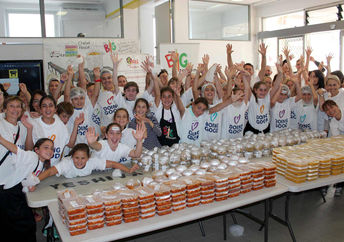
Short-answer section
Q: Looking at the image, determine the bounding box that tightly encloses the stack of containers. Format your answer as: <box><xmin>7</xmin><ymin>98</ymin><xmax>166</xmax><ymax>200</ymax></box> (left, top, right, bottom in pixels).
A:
<box><xmin>272</xmin><ymin>153</ymin><xmax>287</xmax><ymax>176</ymax></box>
<box><xmin>306</xmin><ymin>158</ymin><xmax>319</xmax><ymax>181</ymax></box>
<box><xmin>236</xmin><ymin>166</ymin><xmax>253</xmax><ymax>194</ymax></box>
<box><xmin>57</xmin><ymin>189</ymin><xmax>78</xmax><ymax>224</ymax></box>
<box><xmin>163</xmin><ymin>180</ymin><xmax>187</xmax><ymax>211</ymax></box>
<box><xmin>285</xmin><ymin>159</ymin><xmax>308</xmax><ymax>183</ymax></box>
<box><xmin>179</xmin><ymin>176</ymin><xmax>202</xmax><ymax>207</ymax></box>
<box><xmin>134</xmin><ymin>186</ymin><xmax>156</xmax><ymax>219</ymax></box>
<box><xmin>196</xmin><ymin>175</ymin><xmax>215</xmax><ymax>204</ymax></box>
<box><xmin>149</xmin><ymin>183</ymin><xmax>172</xmax><ymax>216</ymax></box>
<box><xmin>318</xmin><ymin>155</ymin><xmax>332</xmax><ymax>178</ymax></box>
<box><xmin>118</xmin><ymin>189</ymin><xmax>140</xmax><ymax>223</ymax></box>
<box><xmin>212</xmin><ymin>173</ymin><xmax>229</xmax><ymax>201</ymax></box>
<box><xmin>81</xmin><ymin>194</ymin><xmax>105</xmax><ymax>230</ymax></box>
<box><xmin>256</xmin><ymin>161</ymin><xmax>277</xmax><ymax>187</ymax></box>
<box><xmin>247</xmin><ymin>164</ymin><xmax>265</xmax><ymax>191</ymax></box>
<box><xmin>330</xmin><ymin>152</ymin><xmax>344</xmax><ymax>175</ymax></box>
<box><xmin>100</xmin><ymin>191</ymin><xmax>122</xmax><ymax>226</ymax></box>
<box><xmin>62</xmin><ymin>198</ymin><xmax>87</xmax><ymax>236</ymax></box>
<box><xmin>226</xmin><ymin>171</ymin><xmax>241</xmax><ymax>198</ymax></box>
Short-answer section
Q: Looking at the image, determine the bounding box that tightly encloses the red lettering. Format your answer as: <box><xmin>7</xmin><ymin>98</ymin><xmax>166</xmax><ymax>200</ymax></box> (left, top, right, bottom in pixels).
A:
<box><xmin>165</xmin><ymin>54</ymin><xmax>174</xmax><ymax>68</ymax></box>
<box><xmin>104</xmin><ymin>44</ymin><xmax>111</xmax><ymax>53</ymax></box>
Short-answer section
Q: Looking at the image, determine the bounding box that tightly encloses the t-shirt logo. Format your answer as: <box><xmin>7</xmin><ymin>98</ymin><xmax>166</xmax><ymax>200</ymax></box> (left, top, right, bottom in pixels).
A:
<box><xmin>210</xmin><ymin>112</ymin><xmax>217</xmax><ymax>122</ymax></box>
<box><xmin>234</xmin><ymin>114</ymin><xmax>241</xmax><ymax>124</ymax></box>
<box><xmin>260</xmin><ymin>105</ymin><xmax>265</xmax><ymax>114</ymax></box>
<box><xmin>300</xmin><ymin>114</ymin><xmax>306</xmax><ymax>123</ymax></box>
<box><xmin>279</xmin><ymin>110</ymin><xmax>285</xmax><ymax>119</ymax></box>
<box><xmin>191</xmin><ymin>121</ymin><xmax>199</xmax><ymax>131</ymax></box>
<box><xmin>48</xmin><ymin>134</ymin><xmax>56</xmax><ymax>141</ymax></box>
<box><xmin>107</xmin><ymin>96</ymin><xmax>114</xmax><ymax>105</ymax></box>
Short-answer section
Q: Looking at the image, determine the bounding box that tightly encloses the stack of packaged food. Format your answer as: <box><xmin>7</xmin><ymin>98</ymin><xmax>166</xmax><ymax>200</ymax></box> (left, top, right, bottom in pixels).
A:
<box><xmin>272</xmin><ymin>136</ymin><xmax>344</xmax><ymax>183</ymax></box>
<box><xmin>163</xmin><ymin>180</ymin><xmax>187</xmax><ymax>211</ymax></box>
<box><xmin>100</xmin><ymin>191</ymin><xmax>122</xmax><ymax>226</ymax></box>
<box><xmin>82</xmin><ymin>194</ymin><xmax>105</xmax><ymax>230</ymax></box>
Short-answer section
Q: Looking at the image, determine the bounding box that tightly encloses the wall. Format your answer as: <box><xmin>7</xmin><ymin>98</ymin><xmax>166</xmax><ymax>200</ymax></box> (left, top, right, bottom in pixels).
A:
<box><xmin>174</xmin><ymin>0</ymin><xmax>257</xmax><ymax>70</ymax></box>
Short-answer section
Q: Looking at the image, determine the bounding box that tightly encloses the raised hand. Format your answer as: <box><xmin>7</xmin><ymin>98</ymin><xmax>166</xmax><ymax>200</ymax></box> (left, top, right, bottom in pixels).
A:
<box><xmin>171</xmin><ymin>51</ymin><xmax>178</xmax><ymax>63</ymax></box>
<box><xmin>93</xmin><ymin>67</ymin><xmax>101</xmax><ymax>80</ymax></box>
<box><xmin>86</xmin><ymin>126</ymin><xmax>98</xmax><ymax>145</ymax></box>
<box><xmin>282</xmin><ymin>47</ymin><xmax>290</xmax><ymax>58</ymax></box>
<box><xmin>305</xmin><ymin>47</ymin><xmax>312</xmax><ymax>57</ymax></box>
<box><xmin>258</xmin><ymin>43</ymin><xmax>267</xmax><ymax>56</ymax></box>
<box><xmin>19</xmin><ymin>83</ymin><xmax>28</xmax><ymax>93</ymax></box>
<box><xmin>67</xmin><ymin>65</ymin><xmax>74</xmax><ymax>77</ymax></box>
<box><xmin>275</xmin><ymin>62</ymin><xmax>283</xmax><ymax>74</ymax></box>
<box><xmin>20</xmin><ymin>114</ymin><xmax>33</xmax><ymax>129</ymax></box>
<box><xmin>132</xmin><ymin>121</ymin><xmax>146</xmax><ymax>141</ymax></box>
<box><xmin>202</xmin><ymin>54</ymin><xmax>209</xmax><ymax>66</ymax></box>
<box><xmin>224</xmin><ymin>65</ymin><xmax>236</xmax><ymax>80</ymax></box>
<box><xmin>74</xmin><ymin>112</ymin><xmax>85</xmax><ymax>126</ymax></box>
<box><xmin>226</xmin><ymin>43</ymin><xmax>234</xmax><ymax>55</ymax></box>
<box><xmin>231</xmin><ymin>91</ymin><xmax>244</xmax><ymax>102</ymax></box>
<box><xmin>110</xmin><ymin>52</ymin><xmax>122</xmax><ymax>66</ymax></box>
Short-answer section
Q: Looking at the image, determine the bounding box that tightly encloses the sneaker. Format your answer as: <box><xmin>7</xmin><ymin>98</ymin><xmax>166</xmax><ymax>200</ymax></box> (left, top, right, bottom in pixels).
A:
<box><xmin>335</xmin><ymin>187</ymin><xmax>343</xmax><ymax>197</ymax></box>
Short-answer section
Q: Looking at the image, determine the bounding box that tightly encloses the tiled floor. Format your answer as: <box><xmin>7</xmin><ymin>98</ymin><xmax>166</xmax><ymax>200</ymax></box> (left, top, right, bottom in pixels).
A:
<box><xmin>36</xmin><ymin>186</ymin><xmax>344</xmax><ymax>242</ymax></box>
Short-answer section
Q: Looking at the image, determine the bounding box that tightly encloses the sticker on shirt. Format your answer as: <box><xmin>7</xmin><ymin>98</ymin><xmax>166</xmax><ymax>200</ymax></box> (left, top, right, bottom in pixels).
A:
<box><xmin>260</xmin><ymin>105</ymin><xmax>265</xmax><ymax>114</ymax></box>
<box><xmin>162</xmin><ymin>126</ymin><xmax>177</xmax><ymax>139</ymax></box>
<box><xmin>78</xmin><ymin>125</ymin><xmax>89</xmax><ymax>136</ymax></box>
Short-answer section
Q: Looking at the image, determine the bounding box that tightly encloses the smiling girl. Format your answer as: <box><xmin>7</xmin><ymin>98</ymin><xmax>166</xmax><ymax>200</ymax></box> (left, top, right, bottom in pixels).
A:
<box><xmin>87</xmin><ymin>122</ymin><xmax>143</xmax><ymax>171</ymax></box>
<box><xmin>129</xmin><ymin>98</ymin><xmax>161</xmax><ymax>150</ymax></box>
<box><xmin>0</xmin><ymin>135</ymin><xmax>54</xmax><ymax>242</ymax></box>
<box><xmin>30</xmin><ymin>96</ymin><xmax>82</xmax><ymax>166</ymax></box>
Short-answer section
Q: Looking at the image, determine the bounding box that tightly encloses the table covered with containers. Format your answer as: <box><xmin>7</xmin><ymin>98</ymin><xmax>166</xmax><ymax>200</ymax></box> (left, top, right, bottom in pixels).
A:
<box><xmin>27</xmin><ymin>129</ymin><xmax>344</xmax><ymax>242</ymax></box>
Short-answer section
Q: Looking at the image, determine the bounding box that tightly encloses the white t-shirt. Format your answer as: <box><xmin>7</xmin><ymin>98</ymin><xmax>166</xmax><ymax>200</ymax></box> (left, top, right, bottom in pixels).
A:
<box><xmin>247</xmin><ymin>93</ymin><xmax>270</xmax><ymax>131</ymax></box>
<box><xmin>181</xmin><ymin>88</ymin><xmax>194</xmax><ymax>107</ymax></box>
<box><xmin>0</xmin><ymin>148</ymin><xmax>40</xmax><ymax>189</ymax></box>
<box><xmin>178</xmin><ymin>106</ymin><xmax>205</xmax><ymax>146</ymax></box>
<box><xmin>0</xmin><ymin>119</ymin><xmax>27</xmax><ymax>188</ymax></box>
<box><xmin>32</xmin><ymin>116</ymin><xmax>69</xmax><ymax>166</ymax></box>
<box><xmin>295</xmin><ymin>101</ymin><xmax>318</xmax><ymax>131</ymax></box>
<box><xmin>221</xmin><ymin>102</ymin><xmax>248</xmax><ymax>139</ymax></box>
<box><xmin>115</xmin><ymin>92</ymin><xmax>136</xmax><ymax>121</ymax></box>
<box><xmin>202</xmin><ymin>100</ymin><xmax>223</xmax><ymax>141</ymax></box>
<box><xmin>94</xmin><ymin>140</ymin><xmax>132</xmax><ymax>164</ymax></box>
<box><xmin>90</xmin><ymin>102</ymin><xmax>102</xmax><ymax>136</ymax></box>
<box><xmin>152</xmin><ymin>102</ymin><xmax>181</xmax><ymax>124</ymax></box>
<box><xmin>328</xmin><ymin>91</ymin><xmax>344</xmax><ymax>109</ymax></box>
<box><xmin>97</xmin><ymin>90</ymin><xmax>119</xmax><ymax>127</ymax></box>
<box><xmin>329</xmin><ymin>108</ymin><xmax>344</xmax><ymax>136</ymax></box>
<box><xmin>54</xmin><ymin>156</ymin><xmax>106</xmax><ymax>178</ymax></box>
<box><xmin>121</xmin><ymin>128</ymin><xmax>137</xmax><ymax>149</ymax></box>
<box><xmin>67</xmin><ymin>95</ymin><xmax>94</xmax><ymax>145</ymax></box>
<box><xmin>270</xmin><ymin>97</ymin><xmax>296</xmax><ymax>132</ymax></box>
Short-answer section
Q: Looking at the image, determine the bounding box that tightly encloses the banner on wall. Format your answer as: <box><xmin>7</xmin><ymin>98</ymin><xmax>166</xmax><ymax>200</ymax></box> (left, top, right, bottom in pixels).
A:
<box><xmin>159</xmin><ymin>43</ymin><xmax>200</xmax><ymax>74</ymax></box>
<box><xmin>42</xmin><ymin>38</ymin><xmax>148</xmax><ymax>92</ymax></box>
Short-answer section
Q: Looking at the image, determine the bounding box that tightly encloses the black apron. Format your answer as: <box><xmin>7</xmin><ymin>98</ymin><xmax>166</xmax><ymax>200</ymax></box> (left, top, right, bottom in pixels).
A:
<box><xmin>158</xmin><ymin>107</ymin><xmax>180</xmax><ymax>146</ymax></box>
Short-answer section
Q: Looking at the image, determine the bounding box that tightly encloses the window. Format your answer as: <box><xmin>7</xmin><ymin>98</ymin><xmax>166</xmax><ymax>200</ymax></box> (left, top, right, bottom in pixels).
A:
<box><xmin>278</xmin><ymin>36</ymin><xmax>304</xmax><ymax>72</ymax></box>
<box><xmin>305</xmin><ymin>30</ymin><xmax>340</xmax><ymax>71</ymax></box>
<box><xmin>262</xmin><ymin>38</ymin><xmax>278</xmax><ymax>67</ymax></box>
<box><xmin>8</xmin><ymin>13</ymin><xmax>42</xmax><ymax>37</ymax></box>
<box><xmin>306</xmin><ymin>6</ymin><xmax>341</xmax><ymax>25</ymax></box>
<box><xmin>263</xmin><ymin>11</ymin><xmax>304</xmax><ymax>32</ymax></box>
<box><xmin>188</xmin><ymin>0</ymin><xmax>250</xmax><ymax>41</ymax></box>
<box><xmin>1</xmin><ymin>0</ymin><xmax>123</xmax><ymax>38</ymax></box>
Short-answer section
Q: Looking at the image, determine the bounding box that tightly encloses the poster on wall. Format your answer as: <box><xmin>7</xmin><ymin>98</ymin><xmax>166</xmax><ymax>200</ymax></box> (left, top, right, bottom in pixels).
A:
<box><xmin>159</xmin><ymin>43</ymin><xmax>200</xmax><ymax>74</ymax></box>
<box><xmin>43</xmin><ymin>38</ymin><xmax>148</xmax><ymax>93</ymax></box>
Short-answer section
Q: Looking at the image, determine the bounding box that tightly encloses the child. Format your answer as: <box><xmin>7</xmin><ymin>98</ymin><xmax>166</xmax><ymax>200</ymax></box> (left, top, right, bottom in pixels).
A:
<box><xmin>87</xmin><ymin>122</ymin><xmax>144</xmax><ymax>170</ymax></box>
<box><xmin>244</xmin><ymin>63</ymin><xmax>282</xmax><ymax>134</ymax></box>
<box><xmin>220</xmin><ymin>72</ymin><xmax>250</xmax><ymax>139</ymax></box>
<box><xmin>129</xmin><ymin>98</ymin><xmax>161</xmax><ymax>150</ymax></box>
<box><xmin>152</xmin><ymin>74</ymin><xmax>181</xmax><ymax>146</ymax></box>
<box><xmin>0</xmin><ymin>136</ymin><xmax>54</xmax><ymax>242</ymax></box>
<box><xmin>175</xmin><ymin>97</ymin><xmax>209</xmax><ymax>146</ymax></box>
<box><xmin>56</xmin><ymin>101</ymin><xmax>74</xmax><ymax>125</ymax></box>
<box><xmin>270</xmin><ymin>80</ymin><xmax>301</xmax><ymax>132</ymax></box>
<box><xmin>296</xmin><ymin>83</ymin><xmax>318</xmax><ymax>131</ymax></box>
<box><xmin>323</xmin><ymin>100</ymin><xmax>344</xmax><ymax>136</ymax></box>
<box><xmin>113</xmin><ymin>108</ymin><xmax>144</xmax><ymax>149</ymax></box>
<box><xmin>30</xmin><ymin>96</ymin><xmax>82</xmax><ymax>166</ymax></box>
<box><xmin>26</xmin><ymin>143</ymin><xmax>137</xmax><ymax>183</ymax></box>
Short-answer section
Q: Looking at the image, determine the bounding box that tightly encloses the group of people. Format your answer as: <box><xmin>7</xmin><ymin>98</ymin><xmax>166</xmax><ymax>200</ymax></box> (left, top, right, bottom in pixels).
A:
<box><xmin>1</xmin><ymin>43</ymin><xmax>344</xmax><ymax>241</ymax></box>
